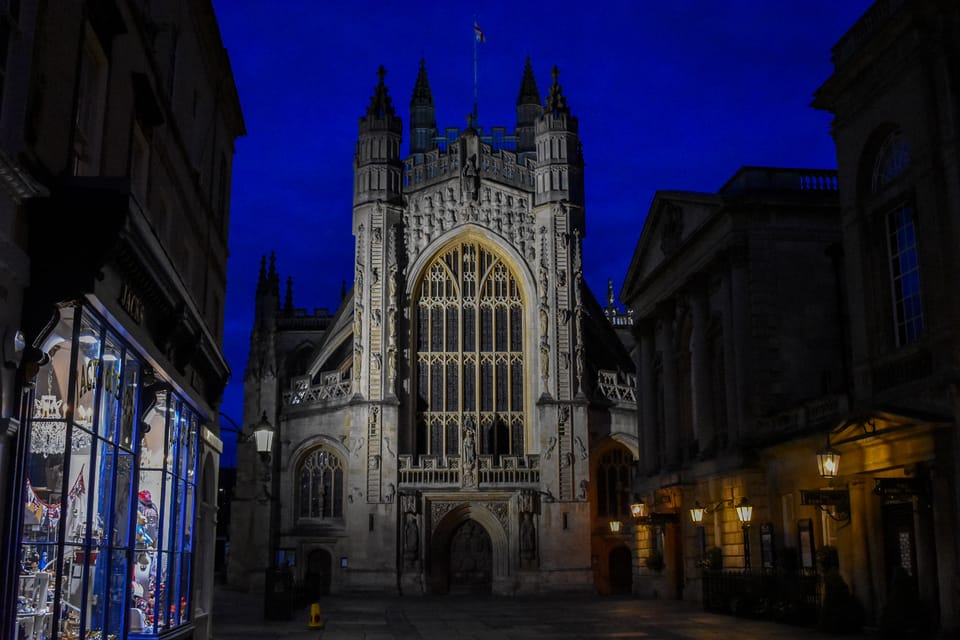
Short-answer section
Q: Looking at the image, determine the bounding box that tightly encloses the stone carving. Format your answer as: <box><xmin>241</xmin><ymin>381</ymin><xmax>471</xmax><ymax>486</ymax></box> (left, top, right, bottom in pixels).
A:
<box><xmin>482</xmin><ymin>501</ymin><xmax>510</xmax><ymax>532</ymax></box>
<box><xmin>373</xmin><ymin>227</ymin><xmax>382</xmax><ymax>244</ymax></box>
<box><xmin>387</xmin><ymin>349</ymin><xmax>396</xmax><ymax>390</ymax></box>
<box><xmin>371</xmin><ymin>267</ymin><xmax>379</xmax><ymax>286</ymax></box>
<box><xmin>519</xmin><ymin>490</ymin><xmax>537</xmax><ymax>515</ymax></box>
<box><xmin>579</xmin><ymin>479</ymin><xmax>589</xmax><ymax>500</ymax></box>
<box><xmin>461</xmin><ymin>428</ymin><xmax>478</xmax><ymax>489</ymax></box>
<box><xmin>540</xmin><ymin>341</ymin><xmax>549</xmax><ymax>388</ymax></box>
<box><xmin>575</xmin><ymin>436</ymin><xmax>587</xmax><ymax>460</ymax></box>
<box><xmin>403</xmin><ymin>514</ymin><xmax>420</xmax><ymax>565</ymax></box>
<box><xmin>562</xmin><ymin>452</ymin><xmax>574</xmax><ymax>469</ymax></box>
<box><xmin>384</xmin><ymin>483</ymin><xmax>395</xmax><ymax>503</ymax></box>
<box><xmin>350</xmin><ymin>435</ymin><xmax>365</xmax><ymax>458</ymax></box>
<box><xmin>400</xmin><ymin>492</ymin><xmax>418</xmax><ymax>514</ymax></box>
<box><xmin>545</xmin><ymin>436</ymin><xmax>557</xmax><ymax>460</ymax></box>
<box><xmin>520</xmin><ymin>512</ymin><xmax>536</xmax><ymax>561</ymax></box>
<box><xmin>372</xmin><ymin>309</ymin><xmax>381</xmax><ymax>328</ymax></box>
<box><xmin>430</xmin><ymin>501</ymin><xmax>456</xmax><ymax>524</ymax></box>
<box><xmin>372</xmin><ymin>352</ymin><xmax>382</xmax><ymax>371</ymax></box>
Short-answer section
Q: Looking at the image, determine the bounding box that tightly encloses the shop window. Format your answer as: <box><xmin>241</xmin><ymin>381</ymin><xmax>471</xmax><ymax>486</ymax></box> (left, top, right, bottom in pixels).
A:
<box><xmin>16</xmin><ymin>305</ymin><xmax>202</xmax><ymax>640</ymax></box>
<box><xmin>297</xmin><ymin>448</ymin><xmax>343</xmax><ymax>520</ymax></box>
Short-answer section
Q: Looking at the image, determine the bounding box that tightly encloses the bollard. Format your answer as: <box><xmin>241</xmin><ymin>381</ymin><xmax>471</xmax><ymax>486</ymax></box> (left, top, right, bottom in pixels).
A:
<box><xmin>308</xmin><ymin>602</ymin><xmax>325</xmax><ymax>629</ymax></box>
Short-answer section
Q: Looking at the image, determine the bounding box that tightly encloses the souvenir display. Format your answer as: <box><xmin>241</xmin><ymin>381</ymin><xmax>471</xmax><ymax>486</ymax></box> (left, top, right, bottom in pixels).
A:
<box><xmin>15</xmin><ymin>307</ymin><xmax>201</xmax><ymax>640</ymax></box>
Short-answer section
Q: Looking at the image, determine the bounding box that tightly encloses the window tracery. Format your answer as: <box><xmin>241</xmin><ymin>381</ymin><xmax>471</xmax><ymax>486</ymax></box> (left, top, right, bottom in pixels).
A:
<box><xmin>297</xmin><ymin>447</ymin><xmax>343</xmax><ymax>519</ymax></box>
<box><xmin>413</xmin><ymin>240</ymin><xmax>525</xmax><ymax>457</ymax></box>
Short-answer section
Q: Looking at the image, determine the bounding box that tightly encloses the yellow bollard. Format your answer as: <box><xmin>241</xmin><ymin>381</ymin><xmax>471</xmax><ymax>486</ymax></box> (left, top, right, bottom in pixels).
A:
<box><xmin>308</xmin><ymin>602</ymin><xmax>325</xmax><ymax>629</ymax></box>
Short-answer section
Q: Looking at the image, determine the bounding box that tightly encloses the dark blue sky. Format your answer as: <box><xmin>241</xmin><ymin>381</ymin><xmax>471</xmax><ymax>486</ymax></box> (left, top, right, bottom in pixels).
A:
<box><xmin>211</xmin><ymin>1</ymin><xmax>874</xmax><ymax>466</ymax></box>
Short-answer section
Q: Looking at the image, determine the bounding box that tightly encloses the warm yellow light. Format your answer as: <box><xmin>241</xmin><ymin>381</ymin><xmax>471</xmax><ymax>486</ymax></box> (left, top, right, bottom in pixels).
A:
<box><xmin>608</xmin><ymin>520</ymin><xmax>623</xmax><ymax>534</ymax></box>
<box><xmin>689</xmin><ymin>501</ymin><xmax>705</xmax><ymax>523</ymax></box>
<box><xmin>630</xmin><ymin>502</ymin><xmax>648</xmax><ymax>519</ymax></box>
<box><xmin>817</xmin><ymin>447</ymin><xmax>841</xmax><ymax>478</ymax></box>
<box><xmin>735</xmin><ymin>498</ymin><xmax>753</xmax><ymax>525</ymax></box>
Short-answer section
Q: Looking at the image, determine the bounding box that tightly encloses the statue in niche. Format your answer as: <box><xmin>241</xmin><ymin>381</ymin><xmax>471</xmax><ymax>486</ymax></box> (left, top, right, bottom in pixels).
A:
<box><xmin>539</xmin><ymin>305</ymin><xmax>549</xmax><ymax>338</ymax></box>
<box><xmin>462</xmin><ymin>428</ymin><xmax>477</xmax><ymax>487</ymax></box>
<box><xmin>374</xmin><ymin>227</ymin><xmax>382</xmax><ymax>243</ymax></box>
<box><xmin>384</xmin><ymin>483</ymin><xmax>395</xmax><ymax>504</ymax></box>
<box><xmin>520</xmin><ymin>512</ymin><xmax>536</xmax><ymax>560</ymax></box>
<box><xmin>372</xmin><ymin>309</ymin><xmax>381</xmax><ymax>328</ymax></box>
<box><xmin>372</xmin><ymin>267</ymin><xmax>379</xmax><ymax>286</ymax></box>
<box><xmin>540</xmin><ymin>341</ymin><xmax>550</xmax><ymax>385</ymax></box>
<box><xmin>372</xmin><ymin>352</ymin><xmax>382</xmax><ymax>371</ymax></box>
<box><xmin>461</xmin><ymin>153</ymin><xmax>479</xmax><ymax>201</ymax></box>
<box><xmin>355</xmin><ymin>265</ymin><xmax>363</xmax><ymax>292</ymax></box>
<box><xmin>387</xmin><ymin>349</ymin><xmax>396</xmax><ymax>389</ymax></box>
<box><xmin>403</xmin><ymin>514</ymin><xmax>419</xmax><ymax>563</ymax></box>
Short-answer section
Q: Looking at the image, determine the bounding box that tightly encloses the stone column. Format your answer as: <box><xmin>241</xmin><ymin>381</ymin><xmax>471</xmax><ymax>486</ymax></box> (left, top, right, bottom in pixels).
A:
<box><xmin>638</xmin><ymin>319</ymin><xmax>657</xmax><ymax>474</ymax></box>
<box><xmin>689</xmin><ymin>281</ymin><xmax>713</xmax><ymax>456</ymax></box>
<box><xmin>729</xmin><ymin>242</ymin><xmax>750</xmax><ymax>444</ymax></box>
<box><xmin>657</xmin><ymin>302</ymin><xmax>679</xmax><ymax>469</ymax></box>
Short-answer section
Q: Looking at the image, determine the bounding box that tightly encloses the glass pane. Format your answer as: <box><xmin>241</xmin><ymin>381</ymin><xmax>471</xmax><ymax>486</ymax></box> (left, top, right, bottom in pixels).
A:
<box><xmin>60</xmin><ymin>543</ymin><xmax>86</xmax><ymax>635</ymax></box>
<box><xmin>63</xmin><ymin>431</ymin><xmax>93</xmax><ymax>544</ymax></box>
<box><xmin>119</xmin><ymin>354</ymin><xmax>140</xmax><ymax>451</ymax></box>
<box><xmin>75</xmin><ymin>311</ymin><xmax>102</xmax><ymax>434</ymax></box>
<box><xmin>137</xmin><ymin>470</ymin><xmax>162</xmax><ymax>552</ymax></box>
<box><xmin>99</xmin><ymin>333</ymin><xmax>123</xmax><ymax>443</ymax></box>
<box><xmin>179</xmin><ymin>551</ymin><xmax>192</xmax><ymax>622</ymax></box>
<box><xmin>105</xmin><ymin>548</ymin><xmax>129</xmax><ymax>637</ymax></box>
<box><xmin>81</xmin><ymin>542</ymin><xmax>108</xmax><ymax>636</ymax></box>
<box><xmin>140</xmin><ymin>389</ymin><xmax>168</xmax><ymax>471</ymax></box>
<box><xmin>112</xmin><ymin>452</ymin><xmax>135</xmax><ymax>549</ymax></box>
<box><xmin>132</xmin><ymin>543</ymin><xmax>158</xmax><ymax>633</ymax></box>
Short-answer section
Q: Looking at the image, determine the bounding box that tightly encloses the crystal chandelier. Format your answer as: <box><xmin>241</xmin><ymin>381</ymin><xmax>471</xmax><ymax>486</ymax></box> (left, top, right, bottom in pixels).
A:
<box><xmin>30</xmin><ymin>420</ymin><xmax>92</xmax><ymax>457</ymax></box>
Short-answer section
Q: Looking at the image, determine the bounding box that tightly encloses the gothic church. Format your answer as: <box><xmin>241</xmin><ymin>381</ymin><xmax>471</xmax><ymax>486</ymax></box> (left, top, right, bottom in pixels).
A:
<box><xmin>230</xmin><ymin>59</ymin><xmax>637</xmax><ymax>595</ymax></box>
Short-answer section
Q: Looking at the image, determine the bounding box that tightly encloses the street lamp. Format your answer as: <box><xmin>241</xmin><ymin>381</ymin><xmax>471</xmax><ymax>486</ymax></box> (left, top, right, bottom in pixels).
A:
<box><xmin>608</xmin><ymin>520</ymin><xmax>623</xmax><ymax>534</ymax></box>
<box><xmin>253</xmin><ymin>411</ymin><xmax>275</xmax><ymax>460</ymax></box>
<box><xmin>629</xmin><ymin>500</ymin><xmax>648</xmax><ymax>519</ymax></box>
<box><xmin>689</xmin><ymin>501</ymin><xmax>705</xmax><ymax>524</ymax></box>
<box><xmin>735</xmin><ymin>497</ymin><xmax>753</xmax><ymax>571</ymax></box>
<box><xmin>817</xmin><ymin>443</ymin><xmax>840</xmax><ymax>479</ymax></box>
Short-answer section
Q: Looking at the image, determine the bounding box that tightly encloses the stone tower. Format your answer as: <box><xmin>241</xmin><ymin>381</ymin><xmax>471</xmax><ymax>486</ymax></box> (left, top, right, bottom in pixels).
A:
<box><xmin>231</xmin><ymin>59</ymin><xmax>635</xmax><ymax>597</ymax></box>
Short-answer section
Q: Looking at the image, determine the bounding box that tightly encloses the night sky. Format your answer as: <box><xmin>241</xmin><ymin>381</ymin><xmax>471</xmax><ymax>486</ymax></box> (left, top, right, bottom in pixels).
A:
<box><xmin>211</xmin><ymin>1</ymin><xmax>874</xmax><ymax>466</ymax></box>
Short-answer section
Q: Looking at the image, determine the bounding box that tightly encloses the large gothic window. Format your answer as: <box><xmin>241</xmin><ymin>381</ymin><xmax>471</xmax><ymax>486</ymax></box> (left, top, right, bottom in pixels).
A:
<box><xmin>413</xmin><ymin>240</ymin><xmax>525</xmax><ymax>457</ymax></box>
<box><xmin>596</xmin><ymin>446</ymin><xmax>631</xmax><ymax>518</ymax></box>
<box><xmin>296</xmin><ymin>448</ymin><xmax>343</xmax><ymax>520</ymax></box>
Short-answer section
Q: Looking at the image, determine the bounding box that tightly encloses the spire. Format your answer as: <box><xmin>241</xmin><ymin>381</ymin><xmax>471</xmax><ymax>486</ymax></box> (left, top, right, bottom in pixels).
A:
<box><xmin>283</xmin><ymin>276</ymin><xmax>294</xmax><ymax>315</ymax></box>
<box><xmin>256</xmin><ymin>255</ymin><xmax>267</xmax><ymax>295</ymax></box>
<box><xmin>409</xmin><ymin>59</ymin><xmax>437</xmax><ymax>154</ymax></box>
<box><xmin>515</xmin><ymin>57</ymin><xmax>543</xmax><ymax>154</ymax></box>
<box><xmin>544</xmin><ymin>65</ymin><xmax>569</xmax><ymax>115</ymax></box>
<box><xmin>411</xmin><ymin>58</ymin><xmax>433</xmax><ymax>108</ymax></box>
<box><xmin>267</xmin><ymin>251</ymin><xmax>280</xmax><ymax>299</ymax></box>
<box><xmin>516</xmin><ymin>57</ymin><xmax>541</xmax><ymax>107</ymax></box>
<box><xmin>365</xmin><ymin>65</ymin><xmax>396</xmax><ymax>120</ymax></box>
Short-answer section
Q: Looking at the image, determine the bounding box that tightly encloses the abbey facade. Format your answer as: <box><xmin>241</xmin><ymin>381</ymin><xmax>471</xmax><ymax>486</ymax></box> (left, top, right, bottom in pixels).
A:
<box><xmin>229</xmin><ymin>60</ymin><xmax>637</xmax><ymax>595</ymax></box>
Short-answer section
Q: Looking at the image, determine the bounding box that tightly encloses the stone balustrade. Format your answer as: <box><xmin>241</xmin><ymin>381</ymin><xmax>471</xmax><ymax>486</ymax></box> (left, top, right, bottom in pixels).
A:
<box><xmin>397</xmin><ymin>453</ymin><xmax>540</xmax><ymax>487</ymax></box>
<box><xmin>283</xmin><ymin>372</ymin><xmax>351</xmax><ymax>407</ymax></box>
<box><xmin>597</xmin><ymin>369</ymin><xmax>637</xmax><ymax>404</ymax></box>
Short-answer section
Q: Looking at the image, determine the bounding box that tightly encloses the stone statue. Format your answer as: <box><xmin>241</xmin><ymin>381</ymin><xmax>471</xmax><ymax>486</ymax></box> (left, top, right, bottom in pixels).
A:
<box><xmin>520</xmin><ymin>512</ymin><xmax>536</xmax><ymax>560</ymax></box>
<box><xmin>404</xmin><ymin>515</ymin><xmax>419</xmax><ymax>561</ymax></box>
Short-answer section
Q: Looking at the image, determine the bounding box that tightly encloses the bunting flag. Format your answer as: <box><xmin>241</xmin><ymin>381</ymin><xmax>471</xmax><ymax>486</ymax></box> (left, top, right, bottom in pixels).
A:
<box><xmin>24</xmin><ymin>465</ymin><xmax>86</xmax><ymax>526</ymax></box>
<box><xmin>474</xmin><ymin>22</ymin><xmax>485</xmax><ymax>43</ymax></box>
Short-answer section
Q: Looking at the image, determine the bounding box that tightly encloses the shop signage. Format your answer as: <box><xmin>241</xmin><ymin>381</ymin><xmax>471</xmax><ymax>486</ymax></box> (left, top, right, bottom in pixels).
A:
<box><xmin>873</xmin><ymin>478</ymin><xmax>925</xmax><ymax>501</ymax></box>
<box><xmin>120</xmin><ymin>283</ymin><xmax>144</xmax><ymax>324</ymax></box>
<box><xmin>800</xmin><ymin>489</ymin><xmax>849</xmax><ymax>507</ymax></box>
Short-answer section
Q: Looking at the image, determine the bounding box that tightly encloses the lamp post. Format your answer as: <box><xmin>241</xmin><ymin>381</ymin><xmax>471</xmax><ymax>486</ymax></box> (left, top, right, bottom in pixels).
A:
<box><xmin>735</xmin><ymin>497</ymin><xmax>753</xmax><ymax>571</ymax></box>
<box><xmin>689</xmin><ymin>501</ymin><xmax>707</xmax><ymax>560</ymax></box>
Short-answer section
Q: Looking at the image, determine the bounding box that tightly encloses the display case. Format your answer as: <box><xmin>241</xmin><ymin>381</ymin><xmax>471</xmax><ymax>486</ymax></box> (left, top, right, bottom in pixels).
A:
<box><xmin>16</xmin><ymin>305</ymin><xmax>202</xmax><ymax>640</ymax></box>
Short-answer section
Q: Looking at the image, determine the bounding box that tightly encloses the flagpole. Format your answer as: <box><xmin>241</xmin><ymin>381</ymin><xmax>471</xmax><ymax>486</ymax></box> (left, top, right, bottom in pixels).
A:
<box><xmin>473</xmin><ymin>19</ymin><xmax>479</xmax><ymax>124</ymax></box>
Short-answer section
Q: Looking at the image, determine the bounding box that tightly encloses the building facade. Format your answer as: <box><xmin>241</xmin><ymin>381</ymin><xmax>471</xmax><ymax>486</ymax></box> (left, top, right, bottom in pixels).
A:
<box><xmin>621</xmin><ymin>167</ymin><xmax>846</xmax><ymax>602</ymax></box>
<box><xmin>813</xmin><ymin>0</ymin><xmax>960</xmax><ymax>632</ymax></box>
<box><xmin>230</xmin><ymin>60</ymin><xmax>637</xmax><ymax>597</ymax></box>
<box><xmin>0</xmin><ymin>2</ymin><xmax>244</xmax><ymax>639</ymax></box>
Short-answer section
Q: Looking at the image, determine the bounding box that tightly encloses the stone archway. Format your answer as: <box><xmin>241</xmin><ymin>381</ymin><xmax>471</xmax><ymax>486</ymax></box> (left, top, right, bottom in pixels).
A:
<box><xmin>428</xmin><ymin>503</ymin><xmax>509</xmax><ymax>595</ymax></box>
<box><xmin>448</xmin><ymin>520</ymin><xmax>493</xmax><ymax>593</ymax></box>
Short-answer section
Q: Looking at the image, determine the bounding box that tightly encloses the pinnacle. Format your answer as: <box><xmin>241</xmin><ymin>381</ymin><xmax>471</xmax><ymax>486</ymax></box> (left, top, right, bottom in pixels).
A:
<box><xmin>516</xmin><ymin>56</ymin><xmax>541</xmax><ymax>107</ymax></box>
<box><xmin>365</xmin><ymin>66</ymin><xmax>396</xmax><ymax>119</ymax></box>
<box><xmin>545</xmin><ymin>65</ymin><xmax>569</xmax><ymax>114</ymax></box>
<box><xmin>411</xmin><ymin>58</ymin><xmax>433</xmax><ymax>107</ymax></box>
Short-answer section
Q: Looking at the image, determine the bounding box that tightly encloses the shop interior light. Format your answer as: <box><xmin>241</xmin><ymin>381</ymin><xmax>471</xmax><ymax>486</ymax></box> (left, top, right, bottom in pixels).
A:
<box><xmin>78</xmin><ymin>331</ymin><xmax>99</xmax><ymax>345</ymax></box>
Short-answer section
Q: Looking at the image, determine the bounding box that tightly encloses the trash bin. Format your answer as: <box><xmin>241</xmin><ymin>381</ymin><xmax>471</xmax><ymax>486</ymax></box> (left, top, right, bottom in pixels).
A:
<box><xmin>263</xmin><ymin>567</ymin><xmax>294</xmax><ymax>620</ymax></box>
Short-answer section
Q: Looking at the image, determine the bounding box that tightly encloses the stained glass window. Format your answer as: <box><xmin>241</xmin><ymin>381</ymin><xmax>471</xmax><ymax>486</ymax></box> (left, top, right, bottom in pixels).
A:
<box><xmin>413</xmin><ymin>241</ymin><xmax>525</xmax><ymax>456</ymax></box>
<box><xmin>296</xmin><ymin>448</ymin><xmax>343</xmax><ymax>519</ymax></box>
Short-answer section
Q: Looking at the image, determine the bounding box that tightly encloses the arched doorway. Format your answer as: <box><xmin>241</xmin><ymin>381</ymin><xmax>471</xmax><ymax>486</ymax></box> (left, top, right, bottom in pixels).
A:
<box><xmin>448</xmin><ymin>520</ymin><xmax>492</xmax><ymax>594</ymax></box>
<box><xmin>304</xmin><ymin>549</ymin><xmax>331</xmax><ymax>600</ymax></box>
<box><xmin>609</xmin><ymin>545</ymin><xmax>632</xmax><ymax>594</ymax></box>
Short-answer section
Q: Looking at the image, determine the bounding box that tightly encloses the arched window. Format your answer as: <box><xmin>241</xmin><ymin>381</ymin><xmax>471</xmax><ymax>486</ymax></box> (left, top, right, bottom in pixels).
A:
<box><xmin>413</xmin><ymin>240</ymin><xmax>525</xmax><ymax>457</ymax></box>
<box><xmin>297</xmin><ymin>447</ymin><xmax>343</xmax><ymax>519</ymax></box>
<box><xmin>871</xmin><ymin>129</ymin><xmax>910</xmax><ymax>193</ymax></box>
<box><xmin>871</xmin><ymin>129</ymin><xmax>923</xmax><ymax>346</ymax></box>
<box><xmin>596</xmin><ymin>446</ymin><xmax>631</xmax><ymax>518</ymax></box>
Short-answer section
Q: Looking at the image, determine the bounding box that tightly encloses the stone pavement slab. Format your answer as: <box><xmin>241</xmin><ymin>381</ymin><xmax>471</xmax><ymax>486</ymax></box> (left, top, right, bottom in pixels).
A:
<box><xmin>212</xmin><ymin>586</ymin><xmax>869</xmax><ymax>640</ymax></box>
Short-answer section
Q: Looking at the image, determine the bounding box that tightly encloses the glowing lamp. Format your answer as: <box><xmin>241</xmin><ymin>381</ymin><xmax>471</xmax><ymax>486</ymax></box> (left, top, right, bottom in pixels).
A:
<box><xmin>630</xmin><ymin>501</ymin><xmax>648</xmax><ymax>519</ymax></box>
<box><xmin>689</xmin><ymin>501</ymin><xmax>705</xmax><ymax>524</ymax></box>
<box><xmin>253</xmin><ymin>412</ymin><xmax>274</xmax><ymax>455</ymax></box>
<box><xmin>817</xmin><ymin>446</ymin><xmax>840</xmax><ymax>479</ymax></box>
<box><xmin>608</xmin><ymin>520</ymin><xmax>623</xmax><ymax>534</ymax></box>
<box><xmin>735</xmin><ymin>497</ymin><xmax>753</xmax><ymax>525</ymax></box>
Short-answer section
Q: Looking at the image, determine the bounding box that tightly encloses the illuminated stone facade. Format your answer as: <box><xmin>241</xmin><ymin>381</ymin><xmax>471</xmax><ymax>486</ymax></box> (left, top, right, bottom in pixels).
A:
<box><xmin>231</xmin><ymin>60</ymin><xmax>636</xmax><ymax>596</ymax></box>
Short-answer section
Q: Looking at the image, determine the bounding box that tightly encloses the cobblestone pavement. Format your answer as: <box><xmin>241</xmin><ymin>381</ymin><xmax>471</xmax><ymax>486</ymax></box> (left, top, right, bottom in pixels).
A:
<box><xmin>212</xmin><ymin>586</ymin><xmax>865</xmax><ymax>640</ymax></box>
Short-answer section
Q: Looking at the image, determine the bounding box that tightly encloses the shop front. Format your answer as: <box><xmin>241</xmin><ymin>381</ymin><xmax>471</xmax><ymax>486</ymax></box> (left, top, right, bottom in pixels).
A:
<box><xmin>16</xmin><ymin>304</ymin><xmax>203</xmax><ymax>640</ymax></box>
